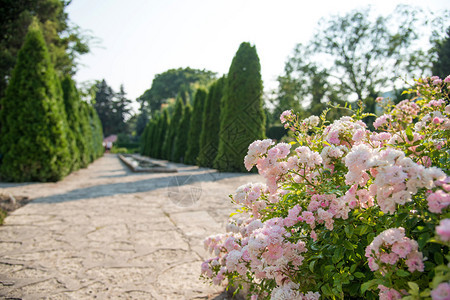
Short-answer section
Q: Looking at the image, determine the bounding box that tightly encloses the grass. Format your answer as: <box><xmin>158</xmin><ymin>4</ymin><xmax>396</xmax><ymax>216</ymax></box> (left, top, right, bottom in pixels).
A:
<box><xmin>0</xmin><ymin>207</ymin><xmax>7</xmax><ymax>225</ymax></box>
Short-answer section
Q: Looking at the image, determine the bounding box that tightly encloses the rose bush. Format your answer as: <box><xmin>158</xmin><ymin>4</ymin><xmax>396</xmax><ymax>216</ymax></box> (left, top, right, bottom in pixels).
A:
<box><xmin>201</xmin><ymin>76</ymin><xmax>450</xmax><ymax>300</ymax></box>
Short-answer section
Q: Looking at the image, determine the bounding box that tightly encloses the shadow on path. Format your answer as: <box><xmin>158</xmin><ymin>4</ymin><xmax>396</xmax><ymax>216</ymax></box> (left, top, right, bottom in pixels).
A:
<box><xmin>32</xmin><ymin>171</ymin><xmax>251</xmax><ymax>204</ymax></box>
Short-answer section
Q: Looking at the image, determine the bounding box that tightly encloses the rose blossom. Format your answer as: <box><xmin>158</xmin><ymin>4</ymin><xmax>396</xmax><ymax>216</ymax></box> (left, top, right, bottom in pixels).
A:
<box><xmin>436</xmin><ymin>218</ymin><xmax>450</xmax><ymax>241</ymax></box>
<box><xmin>431</xmin><ymin>282</ymin><xmax>450</xmax><ymax>300</ymax></box>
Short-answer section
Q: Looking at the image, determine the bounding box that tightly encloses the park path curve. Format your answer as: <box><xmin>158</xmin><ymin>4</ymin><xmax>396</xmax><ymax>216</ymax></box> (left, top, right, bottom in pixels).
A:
<box><xmin>0</xmin><ymin>154</ymin><xmax>261</xmax><ymax>299</ymax></box>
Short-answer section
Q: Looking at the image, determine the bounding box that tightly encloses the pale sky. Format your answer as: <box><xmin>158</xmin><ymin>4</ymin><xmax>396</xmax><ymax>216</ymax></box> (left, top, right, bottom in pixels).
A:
<box><xmin>67</xmin><ymin>0</ymin><xmax>449</xmax><ymax>110</ymax></box>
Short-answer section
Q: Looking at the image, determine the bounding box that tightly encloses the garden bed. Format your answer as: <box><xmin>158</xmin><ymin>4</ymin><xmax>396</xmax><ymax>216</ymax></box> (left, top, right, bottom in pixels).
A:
<box><xmin>118</xmin><ymin>154</ymin><xmax>177</xmax><ymax>173</ymax></box>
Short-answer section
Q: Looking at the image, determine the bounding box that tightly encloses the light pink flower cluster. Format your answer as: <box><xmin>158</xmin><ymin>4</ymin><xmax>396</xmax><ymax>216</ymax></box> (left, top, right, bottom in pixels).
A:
<box><xmin>374</xmin><ymin>114</ymin><xmax>391</xmax><ymax>129</ymax></box>
<box><xmin>436</xmin><ymin>218</ymin><xmax>450</xmax><ymax>242</ymax></box>
<box><xmin>414</xmin><ymin>111</ymin><xmax>450</xmax><ymax>132</ymax></box>
<box><xmin>233</xmin><ymin>183</ymin><xmax>270</xmax><ymax>217</ymax></box>
<box><xmin>301</xmin><ymin>115</ymin><xmax>320</xmax><ymax>129</ymax></box>
<box><xmin>427</xmin><ymin>190</ymin><xmax>450</xmax><ymax>214</ymax></box>
<box><xmin>320</xmin><ymin>145</ymin><xmax>347</xmax><ymax>169</ymax></box>
<box><xmin>344</xmin><ymin>143</ymin><xmax>372</xmax><ymax>186</ymax></box>
<box><xmin>365</xmin><ymin>227</ymin><xmax>424</xmax><ymax>273</ymax></box>
<box><xmin>204</xmin><ymin>233</ymin><xmax>232</xmax><ymax>256</ymax></box>
<box><xmin>294</xmin><ymin>146</ymin><xmax>322</xmax><ymax>169</ymax></box>
<box><xmin>271</xmin><ymin>281</ymin><xmax>320</xmax><ymax>300</ymax></box>
<box><xmin>244</xmin><ymin>141</ymin><xmax>293</xmax><ymax>194</ymax></box>
<box><xmin>431</xmin><ymin>75</ymin><xmax>443</xmax><ymax>85</ymax></box>
<box><xmin>323</xmin><ymin>116</ymin><xmax>367</xmax><ymax>145</ymax></box>
<box><xmin>280</xmin><ymin>110</ymin><xmax>294</xmax><ymax>129</ymax></box>
<box><xmin>203</xmin><ymin>215</ymin><xmax>311</xmax><ymax>295</ymax></box>
<box><xmin>244</xmin><ymin>139</ymin><xmax>274</xmax><ymax>171</ymax></box>
<box><xmin>370</xmin><ymin>132</ymin><xmax>392</xmax><ymax>147</ymax></box>
<box><xmin>345</xmin><ymin>146</ymin><xmax>447</xmax><ymax>214</ymax></box>
<box><xmin>377</xmin><ymin>284</ymin><xmax>403</xmax><ymax>300</ymax></box>
<box><xmin>287</xmin><ymin>194</ymin><xmax>338</xmax><ymax>229</ymax></box>
<box><xmin>391</xmin><ymin>99</ymin><xmax>420</xmax><ymax>124</ymax></box>
<box><xmin>431</xmin><ymin>282</ymin><xmax>450</xmax><ymax>300</ymax></box>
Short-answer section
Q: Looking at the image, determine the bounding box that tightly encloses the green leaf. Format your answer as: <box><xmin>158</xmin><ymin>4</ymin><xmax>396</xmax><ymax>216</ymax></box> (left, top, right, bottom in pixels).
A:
<box><xmin>434</xmin><ymin>264</ymin><xmax>449</xmax><ymax>272</ymax></box>
<box><xmin>321</xmin><ymin>284</ymin><xmax>333</xmax><ymax>297</ymax></box>
<box><xmin>408</xmin><ymin>281</ymin><xmax>419</xmax><ymax>294</ymax></box>
<box><xmin>345</xmin><ymin>226</ymin><xmax>354</xmax><ymax>238</ymax></box>
<box><xmin>324</xmin><ymin>265</ymin><xmax>334</xmax><ymax>273</ymax></box>
<box><xmin>418</xmin><ymin>233</ymin><xmax>431</xmax><ymax>249</ymax></box>
<box><xmin>343</xmin><ymin>240</ymin><xmax>355</xmax><ymax>250</ymax></box>
<box><xmin>361</xmin><ymin>279</ymin><xmax>378</xmax><ymax>293</ymax></box>
<box><xmin>332</xmin><ymin>252</ymin><xmax>342</xmax><ymax>264</ymax></box>
<box><xmin>309</xmin><ymin>260</ymin><xmax>316</xmax><ymax>273</ymax></box>
<box><xmin>406</xmin><ymin>126</ymin><xmax>414</xmax><ymax>142</ymax></box>
<box><xmin>434</xmin><ymin>252</ymin><xmax>444</xmax><ymax>265</ymax></box>
<box><xmin>396</xmin><ymin>269</ymin><xmax>410</xmax><ymax>277</ymax></box>
<box><xmin>350</xmin><ymin>264</ymin><xmax>357</xmax><ymax>273</ymax></box>
<box><xmin>354</xmin><ymin>272</ymin><xmax>365</xmax><ymax>279</ymax></box>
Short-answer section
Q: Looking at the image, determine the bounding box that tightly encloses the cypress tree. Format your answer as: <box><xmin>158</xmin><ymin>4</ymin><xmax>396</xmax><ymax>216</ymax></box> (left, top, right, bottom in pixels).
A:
<box><xmin>144</xmin><ymin>120</ymin><xmax>153</xmax><ymax>157</ymax></box>
<box><xmin>79</xmin><ymin>101</ymin><xmax>95</xmax><ymax>163</ymax></box>
<box><xmin>149</xmin><ymin>117</ymin><xmax>159</xmax><ymax>157</ymax></box>
<box><xmin>214</xmin><ymin>42</ymin><xmax>265</xmax><ymax>172</ymax></box>
<box><xmin>173</xmin><ymin>104</ymin><xmax>192</xmax><ymax>163</ymax></box>
<box><xmin>140</xmin><ymin>124</ymin><xmax>150</xmax><ymax>155</ymax></box>
<box><xmin>155</xmin><ymin>109</ymin><xmax>169</xmax><ymax>159</ymax></box>
<box><xmin>61</xmin><ymin>75</ymin><xmax>88</xmax><ymax>169</ymax></box>
<box><xmin>88</xmin><ymin>104</ymin><xmax>104</xmax><ymax>159</ymax></box>
<box><xmin>197</xmin><ymin>77</ymin><xmax>225</xmax><ymax>168</ymax></box>
<box><xmin>184</xmin><ymin>88</ymin><xmax>207</xmax><ymax>165</ymax></box>
<box><xmin>162</xmin><ymin>97</ymin><xmax>184</xmax><ymax>161</ymax></box>
<box><xmin>0</xmin><ymin>21</ymin><xmax>71</xmax><ymax>182</ymax></box>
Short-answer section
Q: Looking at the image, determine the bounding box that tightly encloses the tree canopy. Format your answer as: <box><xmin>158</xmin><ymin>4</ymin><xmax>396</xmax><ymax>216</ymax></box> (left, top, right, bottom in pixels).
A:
<box><xmin>0</xmin><ymin>0</ymin><xmax>90</xmax><ymax>99</ymax></box>
<box><xmin>137</xmin><ymin>67</ymin><xmax>216</xmax><ymax>115</ymax></box>
<box><xmin>273</xmin><ymin>5</ymin><xmax>450</xmax><ymax>123</ymax></box>
<box><xmin>93</xmin><ymin>80</ymin><xmax>131</xmax><ymax>137</ymax></box>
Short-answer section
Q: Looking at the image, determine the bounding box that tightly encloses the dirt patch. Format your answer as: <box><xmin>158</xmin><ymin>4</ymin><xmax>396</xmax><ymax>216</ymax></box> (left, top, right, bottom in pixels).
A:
<box><xmin>0</xmin><ymin>194</ymin><xmax>31</xmax><ymax>224</ymax></box>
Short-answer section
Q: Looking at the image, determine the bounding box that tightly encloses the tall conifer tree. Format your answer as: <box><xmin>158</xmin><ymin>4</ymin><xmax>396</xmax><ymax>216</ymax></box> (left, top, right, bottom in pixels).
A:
<box><xmin>162</xmin><ymin>97</ymin><xmax>184</xmax><ymax>161</ymax></box>
<box><xmin>173</xmin><ymin>105</ymin><xmax>192</xmax><ymax>163</ymax></box>
<box><xmin>62</xmin><ymin>75</ymin><xmax>88</xmax><ymax>169</ymax></box>
<box><xmin>184</xmin><ymin>88</ymin><xmax>207</xmax><ymax>165</ymax></box>
<box><xmin>214</xmin><ymin>42</ymin><xmax>265</xmax><ymax>172</ymax></box>
<box><xmin>197</xmin><ymin>77</ymin><xmax>225</xmax><ymax>168</ymax></box>
<box><xmin>0</xmin><ymin>21</ymin><xmax>71</xmax><ymax>181</ymax></box>
<box><xmin>155</xmin><ymin>109</ymin><xmax>169</xmax><ymax>158</ymax></box>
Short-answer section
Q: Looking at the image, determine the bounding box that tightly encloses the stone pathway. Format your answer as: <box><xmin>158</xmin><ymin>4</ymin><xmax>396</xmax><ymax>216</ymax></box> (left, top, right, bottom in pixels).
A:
<box><xmin>0</xmin><ymin>154</ymin><xmax>261</xmax><ymax>299</ymax></box>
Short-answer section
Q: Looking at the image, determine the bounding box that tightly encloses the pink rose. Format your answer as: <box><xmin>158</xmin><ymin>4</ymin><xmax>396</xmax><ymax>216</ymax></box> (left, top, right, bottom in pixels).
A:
<box><xmin>436</xmin><ymin>218</ymin><xmax>450</xmax><ymax>241</ymax></box>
